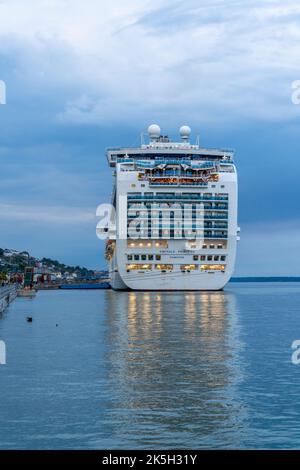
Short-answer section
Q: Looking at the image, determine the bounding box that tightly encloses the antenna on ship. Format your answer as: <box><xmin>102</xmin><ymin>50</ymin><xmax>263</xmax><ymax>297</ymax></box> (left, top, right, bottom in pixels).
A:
<box><xmin>140</xmin><ymin>132</ymin><xmax>145</xmax><ymax>146</ymax></box>
<box><xmin>196</xmin><ymin>134</ymin><xmax>200</xmax><ymax>147</ymax></box>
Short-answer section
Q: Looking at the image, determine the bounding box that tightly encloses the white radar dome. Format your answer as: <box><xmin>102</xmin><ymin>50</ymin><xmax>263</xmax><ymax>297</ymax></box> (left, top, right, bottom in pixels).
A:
<box><xmin>180</xmin><ymin>125</ymin><xmax>191</xmax><ymax>140</ymax></box>
<box><xmin>148</xmin><ymin>124</ymin><xmax>161</xmax><ymax>140</ymax></box>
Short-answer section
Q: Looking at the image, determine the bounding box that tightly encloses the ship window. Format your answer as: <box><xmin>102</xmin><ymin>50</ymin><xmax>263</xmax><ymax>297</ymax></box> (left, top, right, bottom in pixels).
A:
<box><xmin>214</xmin><ymin>255</ymin><xmax>219</xmax><ymax>261</ymax></box>
<box><xmin>217</xmin><ymin>244</ymin><xmax>223</xmax><ymax>249</ymax></box>
<box><xmin>155</xmin><ymin>255</ymin><xmax>161</xmax><ymax>261</ymax></box>
<box><xmin>155</xmin><ymin>264</ymin><xmax>173</xmax><ymax>270</ymax></box>
<box><xmin>200</xmin><ymin>264</ymin><xmax>225</xmax><ymax>271</ymax></box>
<box><xmin>141</xmin><ymin>255</ymin><xmax>147</xmax><ymax>261</ymax></box>
<box><xmin>127</xmin><ymin>264</ymin><xmax>152</xmax><ymax>271</ymax></box>
<box><xmin>202</xmin><ymin>245</ymin><xmax>207</xmax><ymax>249</ymax></box>
<box><xmin>200</xmin><ymin>255</ymin><xmax>206</xmax><ymax>261</ymax></box>
<box><xmin>207</xmin><ymin>255</ymin><xmax>213</xmax><ymax>261</ymax></box>
<box><xmin>181</xmin><ymin>264</ymin><xmax>197</xmax><ymax>271</ymax></box>
<box><xmin>148</xmin><ymin>255</ymin><xmax>154</xmax><ymax>260</ymax></box>
<box><xmin>221</xmin><ymin>255</ymin><xmax>226</xmax><ymax>261</ymax></box>
<box><xmin>221</xmin><ymin>185</ymin><xmax>225</xmax><ymax>188</ymax></box>
<box><xmin>134</xmin><ymin>255</ymin><xmax>139</xmax><ymax>261</ymax></box>
<box><xmin>131</xmin><ymin>184</ymin><xmax>136</xmax><ymax>188</ymax></box>
<box><xmin>193</xmin><ymin>255</ymin><xmax>199</xmax><ymax>261</ymax></box>
<box><xmin>127</xmin><ymin>255</ymin><xmax>133</xmax><ymax>261</ymax></box>
<box><xmin>209</xmin><ymin>244</ymin><xmax>215</xmax><ymax>249</ymax></box>
<box><xmin>127</xmin><ymin>240</ymin><xmax>153</xmax><ymax>248</ymax></box>
<box><xmin>154</xmin><ymin>240</ymin><xmax>168</xmax><ymax>248</ymax></box>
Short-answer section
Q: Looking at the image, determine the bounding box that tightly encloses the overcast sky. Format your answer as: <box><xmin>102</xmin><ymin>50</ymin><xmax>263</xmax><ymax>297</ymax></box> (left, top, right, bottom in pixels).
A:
<box><xmin>1</xmin><ymin>0</ymin><xmax>300</xmax><ymax>275</ymax></box>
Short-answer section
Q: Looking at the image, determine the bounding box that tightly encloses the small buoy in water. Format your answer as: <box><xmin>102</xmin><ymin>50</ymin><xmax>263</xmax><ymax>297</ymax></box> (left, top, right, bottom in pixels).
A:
<box><xmin>56</xmin><ymin>324</ymin><xmax>58</xmax><ymax>327</ymax></box>
<box><xmin>26</xmin><ymin>316</ymin><xmax>33</xmax><ymax>322</ymax></box>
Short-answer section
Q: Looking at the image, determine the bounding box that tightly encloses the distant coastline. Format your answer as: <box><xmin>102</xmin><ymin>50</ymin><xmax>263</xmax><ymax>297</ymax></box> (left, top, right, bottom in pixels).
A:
<box><xmin>230</xmin><ymin>277</ymin><xmax>300</xmax><ymax>282</ymax></box>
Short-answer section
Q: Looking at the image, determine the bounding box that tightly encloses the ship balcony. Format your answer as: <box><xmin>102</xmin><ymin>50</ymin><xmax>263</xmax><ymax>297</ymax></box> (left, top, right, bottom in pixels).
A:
<box><xmin>145</xmin><ymin>173</ymin><xmax>214</xmax><ymax>179</ymax></box>
<box><xmin>127</xmin><ymin>205</ymin><xmax>228</xmax><ymax>220</ymax></box>
<box><xmin>127</xmin><ymin>233</ymin><xmax>228</xmax><ymax>240</ymax></box>
<box><xmin>127</xmin><ymin>194</ymin><xmax>228</xmax><ymax>210</ymax></box>
<box><xmin>127</xmin><ymin>194</ymin><xmax>228</xmax><ymax>201</ymax></box>
<box><xmin>127</xmin><ymin>219</ymin><xmax>227</xmax><ymax>228</ymax></box>
<box><xmin>149</xmin><ymin>182</ymin><xmax>209</xmax><ymax>187</ymax></box>
<box><xmin>127</xmin><ymin>227</ymin><xmax>228</xmax><ymax>235</ymax></box>
<box><xmin>127</xmin><ymin>214</ymin><xmax>228</xmax><ymax>220</ymax></box>
<box><xmin>127</xmin><ymin>205</ymin><xmax>228</xmax><ymax>213</ymax></box>
<box><xmin>127</xmin><ymin>211</ymin><xmax>228</xmax><ymax>219</ymax></box>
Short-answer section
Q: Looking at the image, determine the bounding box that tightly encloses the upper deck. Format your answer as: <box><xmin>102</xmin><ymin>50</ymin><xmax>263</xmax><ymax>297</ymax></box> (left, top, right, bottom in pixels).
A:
<box><xmin>106</xmin><ymin>124</ymin><xmax>234</xmax><ymax>167</ymax></box>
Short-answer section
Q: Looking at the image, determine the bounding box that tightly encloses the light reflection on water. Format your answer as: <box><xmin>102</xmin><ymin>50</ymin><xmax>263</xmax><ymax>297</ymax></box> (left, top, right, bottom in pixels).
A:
<box><xmin>101</xmin><ymin>290</ymin><xmax>245</xmax><ymax>449</ymax></box>
<box><xmin>1</xmin><ymin>284</ymin><xmax>300</xmax><ymax>449</ymax></box>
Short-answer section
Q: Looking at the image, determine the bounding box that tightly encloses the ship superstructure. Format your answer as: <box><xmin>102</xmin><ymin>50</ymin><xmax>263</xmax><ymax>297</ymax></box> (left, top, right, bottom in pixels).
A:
<box><xmin>100</xmin><ymin>125</ymin><xmax>239</xmax><ymax>290</ymax></box>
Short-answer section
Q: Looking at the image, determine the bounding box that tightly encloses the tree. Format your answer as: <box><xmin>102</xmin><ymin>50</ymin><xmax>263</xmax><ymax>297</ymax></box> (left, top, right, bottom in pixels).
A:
<box><xmin>0</xmin><ymin>272</ymin><xmax>7</xmax><ymax>281</ymax></box>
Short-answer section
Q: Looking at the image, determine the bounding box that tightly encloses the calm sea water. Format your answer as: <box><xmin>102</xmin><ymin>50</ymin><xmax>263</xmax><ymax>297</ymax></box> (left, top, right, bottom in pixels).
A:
<box><xmin>0</xmin><ymin>283</ymin><xmax>300</xmax><ymax>449</ymax></box>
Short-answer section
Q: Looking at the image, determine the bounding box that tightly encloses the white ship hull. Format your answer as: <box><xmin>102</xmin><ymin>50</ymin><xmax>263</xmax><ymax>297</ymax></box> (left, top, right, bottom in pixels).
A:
<box><xmin>109</xmin><ymin>255</ymin><xmax>128</xmax><ymax>290</ymax></box>
<box><xmin>113</xmin><ymin>275</ymin><xmax>230</xmax><ymax>291</ymax></box>
<box><xmin>111</xmin><ymin>254</ymin><xmax>233</xmax><ymax>291</ymax></box>
<box><xmin>112</xmin><ymin>234</ymin><xmax>237</xmax><ymax>291</ymax></box>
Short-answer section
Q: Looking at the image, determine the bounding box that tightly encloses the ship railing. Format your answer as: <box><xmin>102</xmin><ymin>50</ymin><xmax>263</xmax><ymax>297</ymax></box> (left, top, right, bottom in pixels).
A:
<box><xmin>128</xmin><ymin>202</ymin><xmax>228</xmax><ymax>208</ymax></box>
<box><xmin>149</xmin><ymin>182</ymin><xmax>209</xmax><ymax>187</ymax></box>
<box><xmin>127</xmin><ymin>227</ymin><xmax>229</xmax><ymax>233</ymax></box>
<box><xmin>128</xmin><ymin>219</ymin><xmax>227</xmax><ymax>224</ymax></box>
<box><xmin>145</xmin><ymin>171</ymin><xmax>217</xmax><ymax>177</ymax></box>
<box><xmin>127</xmin><ymin>195</ymin><xmax>229</xmax><ymax>200</ymax></box>
<box><xmin>127</xmin><ymin>195</ymin><xmax>228</xmax><ymax>201</ymax></box>
<box><xmin>126</xmin><ymin>234</ymin><xmax>228</xmax><ymax>239</ymax></box>
<box><xmin>126</xmin><ymin>225</ymin><xmax>228</xmax><ymax>230</ymax></box>
<box><xmin>127</xmin><ymin>215</ymin><xmax>227</xmax><ymax>223</ymax></box>
<box><xmin>127</xmin><ymin>207</ymin><xmax>228</xmax><ymax>211</ymax></box>
<box><xmin>128</xmin><ymin>207</ymin><xmax>228</xmax><ymax>213</ymax></box>
<box><xmin>127</xmin><ymin>213</ymin><xmax>228</xmax><ymax>220</ymax></box>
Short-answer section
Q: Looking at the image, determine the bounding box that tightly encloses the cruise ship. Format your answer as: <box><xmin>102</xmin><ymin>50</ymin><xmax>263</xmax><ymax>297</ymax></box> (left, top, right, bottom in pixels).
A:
<box><xmin>99</xmin><ymin>124</ymin><xmax>239</xmax><ymax>290</ymax></box>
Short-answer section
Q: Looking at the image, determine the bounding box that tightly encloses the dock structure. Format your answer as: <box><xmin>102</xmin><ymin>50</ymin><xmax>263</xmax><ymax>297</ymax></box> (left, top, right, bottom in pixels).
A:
<box><xmin>0</xmin><ymin>285</ymin><xmax>18</xmax><ymax>313</ymax></box>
